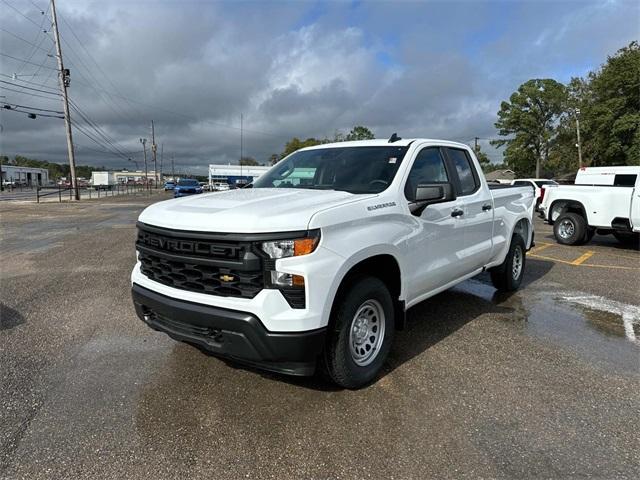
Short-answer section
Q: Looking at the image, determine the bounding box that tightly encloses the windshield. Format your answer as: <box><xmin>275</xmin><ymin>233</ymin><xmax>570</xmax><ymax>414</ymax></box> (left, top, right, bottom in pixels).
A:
<box><xmin>252</xmin><ymin>146</ymin><xmax>409</xmax><ymax>194</ymax></box>
<box><xmin>535</xmin><ymin>180</ymin><xmax>558</xmax><ymax>187</ymax></box>
<box><xmin>178</xmin><ymin>179</ymin><xmax>199</xmax><ymax>186</ymax></box>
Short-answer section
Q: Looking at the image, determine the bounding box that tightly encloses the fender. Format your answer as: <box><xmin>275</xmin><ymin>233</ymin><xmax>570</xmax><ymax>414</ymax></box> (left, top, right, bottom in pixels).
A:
<box><xmin>320</xmin><ymin>244</ymin><xmax>406</xmax><ymax>329</ymax></box>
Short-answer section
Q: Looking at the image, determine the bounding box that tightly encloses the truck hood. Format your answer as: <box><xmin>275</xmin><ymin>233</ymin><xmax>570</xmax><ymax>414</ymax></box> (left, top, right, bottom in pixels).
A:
<box><xmin>138</xmin><ymin>188</ymin><xmax>375</xmax><ymax>233</ymax></box>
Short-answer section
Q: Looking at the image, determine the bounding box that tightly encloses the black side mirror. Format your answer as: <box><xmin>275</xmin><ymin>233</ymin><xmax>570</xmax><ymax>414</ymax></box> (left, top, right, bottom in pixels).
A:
<box><xmin>410</xmin><ymin>182</ymin><xmax>455</xmax><ymax>215</ymax></box>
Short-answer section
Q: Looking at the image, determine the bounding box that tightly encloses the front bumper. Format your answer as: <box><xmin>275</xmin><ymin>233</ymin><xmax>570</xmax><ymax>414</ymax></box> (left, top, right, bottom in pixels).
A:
<box><xmin>174</xmin><ymin>190</ymin><xmax>202</xmax><ymax>197</ymax></box>
<box><xmin>132</xmin><ymin>284</ymin><xmax>326</xmax><ymax>376</ymax></box>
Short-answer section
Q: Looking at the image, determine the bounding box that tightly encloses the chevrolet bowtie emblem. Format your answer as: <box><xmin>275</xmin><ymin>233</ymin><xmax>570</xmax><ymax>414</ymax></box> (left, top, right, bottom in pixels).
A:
<box><xmin>220</xmin><ymin>274</ymin><xmax>235</xmax><ymax>282</ymax></box>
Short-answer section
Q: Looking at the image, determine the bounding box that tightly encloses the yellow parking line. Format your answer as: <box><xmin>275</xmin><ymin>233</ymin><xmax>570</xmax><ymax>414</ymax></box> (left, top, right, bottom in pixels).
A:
<box><xmin>529</xmin><ymin>253</ymin><xmax>640</xmax><ymax>270</ymax></box>
<box><xmin>571</xmin><ymin>251</ymin><xmax>595</xmax><ymax>265</ymax></box>
<box><xmin>529</xmin><ymin>243</ymin><xmax>553</xmax><ymax>255</ymax></box>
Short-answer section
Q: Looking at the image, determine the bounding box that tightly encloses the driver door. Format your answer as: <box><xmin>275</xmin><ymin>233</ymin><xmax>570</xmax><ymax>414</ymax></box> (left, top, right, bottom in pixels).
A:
<box><xmin>403</xmin><ymin>147</ymin><xmax>467</xmax><ymax>302</ymax></box>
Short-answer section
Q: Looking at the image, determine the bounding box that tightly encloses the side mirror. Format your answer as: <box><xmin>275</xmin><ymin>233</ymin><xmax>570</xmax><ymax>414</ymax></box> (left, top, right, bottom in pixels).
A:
<box><xmin>410</xmin><ymin>182</ymin><xmax>455</xmax><ymax>215</ymax></box>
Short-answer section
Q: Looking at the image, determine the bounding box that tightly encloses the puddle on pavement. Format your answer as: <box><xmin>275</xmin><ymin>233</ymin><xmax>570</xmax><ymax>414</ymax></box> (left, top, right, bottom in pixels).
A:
<box><xmin>455</xmin><ymin>279</ymin><xmax>639</xmax><ymax>375</ymax></box>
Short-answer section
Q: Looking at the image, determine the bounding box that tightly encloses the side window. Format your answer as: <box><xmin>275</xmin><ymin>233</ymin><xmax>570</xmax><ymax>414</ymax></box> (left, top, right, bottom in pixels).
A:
<box><xmin>404</xmin><ymin>148</ymin><xmax>449</xmax><ymax>200</ymax></box>
<box><xmin>447</xmin><ymin>148</ymin><xmax>479</xmax><ymax>195</ymax></box>
<box><xmin>514</xmin><ymin>181</ymin><xmax>529</xmax><ymax>186</ymax></box>
<box><xmin>613</xmin><ymin>174</ymin><xmax>637</xmax><ymax>187</ymax></box>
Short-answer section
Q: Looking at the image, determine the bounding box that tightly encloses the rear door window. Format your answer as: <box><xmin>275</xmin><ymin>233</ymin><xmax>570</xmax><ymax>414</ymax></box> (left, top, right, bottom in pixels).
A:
<box><xmin>613</xmin><ymin>174</ymin><xmax>637</xmax><ymax>186</ymax></box>
<box><xmin>446</xmin><ymin>148</ymin><xmax>479</xmax><ymax>195</ymax></box>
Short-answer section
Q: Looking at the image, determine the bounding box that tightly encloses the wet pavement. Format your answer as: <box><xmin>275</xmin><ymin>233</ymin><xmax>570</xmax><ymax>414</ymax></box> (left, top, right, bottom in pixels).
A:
<box><xmin>1</xmin><ymin>194</ymin><xmax>639</xmax><ymax>479</ymax></box>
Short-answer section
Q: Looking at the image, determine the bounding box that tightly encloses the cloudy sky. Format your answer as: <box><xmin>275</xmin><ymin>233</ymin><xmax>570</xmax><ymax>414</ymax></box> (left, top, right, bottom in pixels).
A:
<box><xmin>0</xmin><ymin>0</ymin><xmax>638</xmax><ymax>174</ymax></box>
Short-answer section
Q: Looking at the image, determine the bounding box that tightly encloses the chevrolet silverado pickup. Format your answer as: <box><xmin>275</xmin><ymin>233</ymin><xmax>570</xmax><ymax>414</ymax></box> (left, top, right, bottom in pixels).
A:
<box><xmin>132</xmin><ymin>137</ymin><xmax>535</xmax><ymax>388</ymax></box>
<box><xmin>539</xmin><ymin>166</ymin><xmax>640</xmax><ymax>246</ymax></box>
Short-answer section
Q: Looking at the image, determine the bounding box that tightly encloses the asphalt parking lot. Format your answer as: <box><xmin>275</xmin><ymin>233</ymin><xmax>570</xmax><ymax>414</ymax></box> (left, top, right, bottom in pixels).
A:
<box><xmin>1</xmin><ymin>194</ymin><xmax>639</xmax><ymax>479</ymax></box>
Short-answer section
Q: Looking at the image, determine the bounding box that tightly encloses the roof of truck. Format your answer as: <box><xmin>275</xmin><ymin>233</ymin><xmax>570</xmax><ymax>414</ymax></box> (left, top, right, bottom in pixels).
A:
<box><xmin>299</xmin><ymin>138</ymin><xmax>470</xmax><ymax>151</ymax></box>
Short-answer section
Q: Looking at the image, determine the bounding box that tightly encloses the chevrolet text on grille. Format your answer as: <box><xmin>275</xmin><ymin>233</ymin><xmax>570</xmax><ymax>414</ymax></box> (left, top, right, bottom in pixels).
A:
<box><xmin>139</xmin><ymin>232</ymin><xmax>238</xmax><ymax>257</ymax></box>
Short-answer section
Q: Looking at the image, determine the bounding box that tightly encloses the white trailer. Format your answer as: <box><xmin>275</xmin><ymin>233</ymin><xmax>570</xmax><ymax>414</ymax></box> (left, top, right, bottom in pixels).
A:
<box><xmin>91</xmin><ymin>171</ymin><xmax>117</xmax><ymax>190</ymax></box>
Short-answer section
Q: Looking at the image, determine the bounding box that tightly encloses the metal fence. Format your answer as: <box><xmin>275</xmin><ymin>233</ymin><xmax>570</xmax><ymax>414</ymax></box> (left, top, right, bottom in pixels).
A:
<box><xmin>36</xmin><ymin>184</ymin><xmax>147</xmax><ymax>203</ymax></box>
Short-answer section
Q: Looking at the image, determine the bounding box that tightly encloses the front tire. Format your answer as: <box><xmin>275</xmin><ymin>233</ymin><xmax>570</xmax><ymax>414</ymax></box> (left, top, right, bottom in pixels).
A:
<box><xmin>490</xmin><ymin>234</ymin><xmax>526</xmax><ymax>292</ymax></box>
<box><xmin>322</xmin><ymin>276</ymin><xmax>394</xmax><ymax>389</ymax></box>
<box><xmin>554</xmin><ymin>212</ymin><xmax>587</xmax><ymax>245</ymax></box>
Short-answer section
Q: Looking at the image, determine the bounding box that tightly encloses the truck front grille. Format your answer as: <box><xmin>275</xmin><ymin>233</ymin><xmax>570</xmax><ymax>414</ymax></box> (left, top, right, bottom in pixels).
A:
<box><xmin>136</xmin><ymin>223</ymin><xmax>264</xmax><ymax>299</ymax></box>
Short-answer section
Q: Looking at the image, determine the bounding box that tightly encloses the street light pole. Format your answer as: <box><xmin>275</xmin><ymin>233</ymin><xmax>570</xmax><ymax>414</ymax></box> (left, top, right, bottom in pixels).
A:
<box><xmin>576</xmin><ymin>108</ymin><xmax>583</xmax><ymax>168</ymax></box>
<box><xmin>140</xmin><ymin>138</ymin><xmax>148</xmax><ymax>192</ymax></box>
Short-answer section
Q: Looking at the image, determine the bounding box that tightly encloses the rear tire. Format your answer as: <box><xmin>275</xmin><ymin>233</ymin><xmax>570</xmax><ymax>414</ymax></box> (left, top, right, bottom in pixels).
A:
<box><xmin>490</xmin><ymin>234</ymin><xmax>526</xmax><ymax>292</ymax></box>
<box><xmin>554</xmin><ymin>212</ymin><xmax>587</xmax><ymax>245</ymax></box>
<box><xmin>322</xmin><ymin>276</ymin><xmax>394</xmax><ymax>389</ymax></box>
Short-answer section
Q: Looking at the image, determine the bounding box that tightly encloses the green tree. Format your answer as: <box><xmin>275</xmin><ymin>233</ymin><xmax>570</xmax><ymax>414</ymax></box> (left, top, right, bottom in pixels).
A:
<box><xmin>472</xmin><ymin>145</ymin><xmax>491</xmax><ymax>170</ymax></box>
<box><xmin>492</xmin><ymin>79</ymin><xmax>567</xmax><ymax>177</ymax></box>
<box><xmin>580</xmin><ymin>41</ymin><xmax>639</xmax><ymax>166</ymax></box>
<box><xmin>345</xmin><ymin>125</ymin><xmax>375</xmax><ymax>141</ymax></box>
<box><xmin>279</xmin><ymin>137</ymin><xmax>325</xmax><ymax>159</ymax></box>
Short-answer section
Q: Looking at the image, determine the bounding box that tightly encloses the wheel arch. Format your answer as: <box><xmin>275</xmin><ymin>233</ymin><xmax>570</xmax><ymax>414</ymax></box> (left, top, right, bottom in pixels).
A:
<box><xmin>513</xmin><ymin>216</ymin><xmax>532</xmax><ymax>247</ymax></box>
<box><xmin>328</xmin><ymin>253</ymin><xmax>406</xmax><ymax>331</ymax></box>
<box><xmin>548</xmin><ymin>199</ymin><xmax>589</xmax><ymax>225</ymax></box>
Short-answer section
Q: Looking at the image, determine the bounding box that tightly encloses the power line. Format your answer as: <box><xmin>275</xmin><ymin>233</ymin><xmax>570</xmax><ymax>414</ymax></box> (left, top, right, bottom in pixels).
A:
<box><xmin>0</xmin><ymin>27</ymin><xmax>52</xmax><ymax>55</ymax></box>
<box><xmin>0</xmin><ymin>73</ymin><xmax>60</xmax><ymax>92</ymax></box>
<box><xmin>69</xmin><ymin>102</ymin><xmax>133</xmax><ymax>159</ymax></box>
<box><xmin>0</xmin><ymin>84</ymin><xmax>61</xmax><ymax>100</ymax></box>
<box><xmin>1</xmin><ymin>0</ymin><xmax>46</xmax><ymax>30</ymax></box>
<box><xmin>2</xmin><ymin>101</ymin><xmax>63</xmax><ymax>113</ymax></box>
<box><xmin>0</xmin><ymin>52</ymin><xmax>58</xmax><ymax>70</ymax></box>
<box><xmin>1</xmin><ymin>106</ymin><xmax>63</xmax><ymax>118</ymax></box>
<box><xmin>0</xmin><ymin>79</ymin><xmax>60</xmax><ymax>96</ymax></box>
<box><xmin>57</xmin><ymin>12</ymin><xmax>147</xmax><ymax>123</ymax></box>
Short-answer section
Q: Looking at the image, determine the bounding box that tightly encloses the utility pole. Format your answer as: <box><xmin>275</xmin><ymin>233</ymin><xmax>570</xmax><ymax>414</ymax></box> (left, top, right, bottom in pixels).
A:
<box><xmin>575</xmin><ymin>108</ymin><xmax>583</xmax><ymax>168</ymax></box>
<box><xmin>140</xmin><ymin>138</ymin><xmax>148</xmax><ymax>192</ymax></box>
<box><xmin>171</xmin><ymin>154</ymin><xmax>175</xmax><ymax>181</ymax></box>
<box><xmin>159</xmin><ymin>143</ymin><xmax>163</xmax><ymax>183</ymax></box>
<box><xmin>474</xmin><ymin>137</ymin><xmax>479</xmax><ymax>152</ymax></box>
<box><xmin>240</xmin><ymin>113</ymin><xmax>243</xmax><ymax>180</ymax></box>
<box><xmin>51</xmin><ymin>0</ymin><xmax>79</xmax><ymax>200</ymax></box>
<box><xmin>151</xmin><ymin>120</ymin><xmax>158</xmax><ymax>188</ymax></box>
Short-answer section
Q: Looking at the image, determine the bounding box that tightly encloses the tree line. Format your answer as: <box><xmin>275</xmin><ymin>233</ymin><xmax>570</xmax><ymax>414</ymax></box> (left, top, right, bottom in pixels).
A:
<box><xmin>493</xmin><ymin>41</ymin><xmax>639</xmax><ymax>177</ymax></box>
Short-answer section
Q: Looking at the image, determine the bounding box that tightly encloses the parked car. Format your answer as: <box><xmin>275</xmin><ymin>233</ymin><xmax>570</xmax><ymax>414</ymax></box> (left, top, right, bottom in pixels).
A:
<box><xmin>213</xmin><ymin>182</ymin><xmax>230</xmax><ymax>191</ymax></box>
<box><xmin>539</xmin><ymin>166</ymin><xmax>640</xmax><ymax>246</ymax></box>
<box><xmin>164</xmin><ymin>181</ymin><xmax>176</xmax><ymax>191</ymax></box>
<box><xmin>132</xmin><ymin>137</ymin><xmax>535</xmax><ymax>388</ymax></box>
<box><xmin>173</xmin><ymin>179</ymin><xmax>203</xmax><ymax>198</ymax></box>
<box><xmin>511</xmin><ymin>178</ymin><xmax>558</xmax><ymax>210</ymax></box>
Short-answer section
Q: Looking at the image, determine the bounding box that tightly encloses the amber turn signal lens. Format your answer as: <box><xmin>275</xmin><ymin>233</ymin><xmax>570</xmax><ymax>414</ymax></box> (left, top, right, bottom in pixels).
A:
<box><xmin>294</xmin><ymin>237</ymin><xmax>318</xmax><ymax>256</ymax></box>
<box><xmin>292</xmin><ymin>274</ymin><xmax>305</xmax><ymax>286</ymax></box>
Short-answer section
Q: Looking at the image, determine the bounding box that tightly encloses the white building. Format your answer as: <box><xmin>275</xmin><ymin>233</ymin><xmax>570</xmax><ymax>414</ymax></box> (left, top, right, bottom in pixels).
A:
<box><xmin>112</xmin><ymin>170</ymin><xmax>160</xmax><ymax>185</ymax></box>
<box><xmin>208</xmin><ymin>164</ymin><xmax>271</xmax><ymax>186</ymax></box>
<box><xmin>1</xmin><ymin>165</ymin><xmax>50</xmax><ymax>186</ymax></box>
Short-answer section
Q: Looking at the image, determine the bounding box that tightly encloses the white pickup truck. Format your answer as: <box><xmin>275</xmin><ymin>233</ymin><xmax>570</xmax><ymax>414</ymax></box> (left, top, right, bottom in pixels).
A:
<box><xmin>131</xmin><ymin>137</ymin><xmax>535</xmax><ymax>388</ymax></box>
<box><xmin>539</xmin><ymin>166</ymin><xmax>640</xmax><ymax>246</ymax></box>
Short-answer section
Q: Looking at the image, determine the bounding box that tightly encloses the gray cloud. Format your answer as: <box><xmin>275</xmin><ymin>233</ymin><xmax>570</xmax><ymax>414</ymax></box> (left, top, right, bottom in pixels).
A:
<box><xmin>1</xmin><ymin>0</ymin><xmax>638</xmax><ymax>174</ymax></box>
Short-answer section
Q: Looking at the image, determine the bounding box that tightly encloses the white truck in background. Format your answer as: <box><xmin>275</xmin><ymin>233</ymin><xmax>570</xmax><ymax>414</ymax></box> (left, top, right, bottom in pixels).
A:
<box><xmin>90</xmin><ymin>171</ymin><xmax>117</xmax><ymax>190</ymax></box>
<box><xmin>539</xmin><ymin>166</ymin><xmax>640</xmax><ymax>246</ymax></box>
<box><xmin>131</xmin><ymin>137</ymin><xmax>535</xmax><ymax>388</ymax></box>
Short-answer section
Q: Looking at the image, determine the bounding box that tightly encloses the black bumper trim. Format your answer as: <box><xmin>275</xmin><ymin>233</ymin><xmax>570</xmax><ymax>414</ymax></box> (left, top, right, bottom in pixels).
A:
<box><xmin>131</xmin><ymin>284</ymin><xmax>325</xmax><ymax>376</ymax></box>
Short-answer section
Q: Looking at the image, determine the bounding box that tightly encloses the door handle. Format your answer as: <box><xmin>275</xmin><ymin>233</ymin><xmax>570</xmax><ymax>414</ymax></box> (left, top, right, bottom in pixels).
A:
<box><xmin>482</xmin><ymin>203</ymin><xmax>493</xmax><ymax>211</ymax></box>
<box><xmin>451</xmin><ymin>208</ymin><xmax>464</xmax><ymax>218</ymax></box>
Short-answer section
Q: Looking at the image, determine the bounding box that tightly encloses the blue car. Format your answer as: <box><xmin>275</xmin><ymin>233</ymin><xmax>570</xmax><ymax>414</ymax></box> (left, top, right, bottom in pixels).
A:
<box><xmin>174</xmin><ymin>179</ymin><xmax>203</xmax><ymax>198</ymax></box>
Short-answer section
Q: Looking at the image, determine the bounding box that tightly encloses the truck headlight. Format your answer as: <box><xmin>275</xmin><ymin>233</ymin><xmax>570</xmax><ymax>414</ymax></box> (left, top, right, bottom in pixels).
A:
<box><xmin>261</xmin><ymin>232</ymin><xmax>320</xmax><ymax>259</ymax></box>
